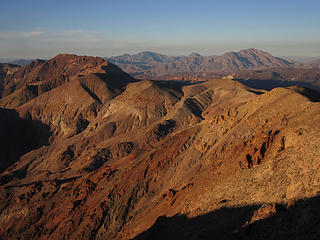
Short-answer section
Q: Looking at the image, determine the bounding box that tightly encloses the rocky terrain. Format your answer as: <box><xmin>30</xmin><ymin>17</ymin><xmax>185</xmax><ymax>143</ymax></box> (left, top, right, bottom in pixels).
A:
<box><xmin>107</xmin><ymin>48</ymin><xmax>303</xmax><ymax>79</ymax></box>
<box><xmin>0</xmin><ymin>54</ymin><xmax>320</xmax><ymax>239</ymax></box>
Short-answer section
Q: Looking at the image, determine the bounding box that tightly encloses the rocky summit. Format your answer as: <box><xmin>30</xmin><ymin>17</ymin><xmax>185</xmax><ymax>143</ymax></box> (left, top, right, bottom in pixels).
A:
<box><xmin>0</xmin><ymin>54</ymin><xmax>320</xmax><ymax>239</ymax></box>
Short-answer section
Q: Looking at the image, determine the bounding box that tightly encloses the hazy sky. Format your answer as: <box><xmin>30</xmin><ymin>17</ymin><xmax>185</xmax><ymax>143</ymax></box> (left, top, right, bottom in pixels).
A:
<box><xmin>0</xmin><ymin>0</ymin><xmax>319</xmax><ymax>58</ymax></box>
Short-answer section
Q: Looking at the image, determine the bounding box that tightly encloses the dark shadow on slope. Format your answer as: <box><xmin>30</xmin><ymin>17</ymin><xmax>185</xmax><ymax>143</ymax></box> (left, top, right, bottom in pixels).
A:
<box><xmin>151</xmin><ymin>80</ymin><xmax>184</xmax><ymax>90</ymax></box>
<box><xmin>101</xmin><ymin>64</ymin><xmax>138</xmax><ymax>86</ymax></box>
<box><xmin>0</xmin><ymin>108</ymin><xmax>51</xmax><ymax>175</ymax></box>
<box><xmin>83</xmin><ymin>147</ymin><xmax>112</xmax><ymax>172</ymax></box>
<box><xmin>151</xmin><ymin>80</ymin><xmax>184</xmax><ymax>99</ymax></box>
<box><xmin>153</xmin><ymin>120</ymin><xmax>177</xmax><ymax>141</ymax></box>
<box><xmin>132</xmin><ymin>196</ymin><xmax>320</xmax><ymax>240</ymax></box>
<box><xmin>80</xmin><ymin>83</ymin><xmax>102</xmax><ymax>104</ymax></box>
<box><xmin>235</xmin><ymin>79</ymin><xmax>320</xmax><ymax>102</ymax></box>
<box><xmin>93</xmin><ymin>71</ymin><xmax>138</xmax><ymax>96</ymax></box>
<box><xmin>0</xmin><ymin>164</ymin><xmax>30</xmax><ymax>186</ymax></box>
<box><xmin>291</xmin><ymin>87</ymin><xmax>320</xmax><ymax>102</ymax></box>
<box><xmin>246</xmin><ymin>88</ymin><xmax>265</xmax><ymax>95</ymax></box>
<box><xmin>184</xmin><ymin>98</ymin><xmax>204</xmax><ymax>119</ymax></box>
<box><xmin>235</xmin><ymin>78</ymin><xmax>320</xmax><ymax>92</ymax></box>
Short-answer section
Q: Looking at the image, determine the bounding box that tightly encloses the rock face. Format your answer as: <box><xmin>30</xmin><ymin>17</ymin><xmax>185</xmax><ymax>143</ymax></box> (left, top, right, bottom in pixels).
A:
<box><xmin>107</xmin><ymin>48</ymin><xmax>302</xmax><ymax>79</ymax></box>
<box><xmin>0</xmin><ymin>54</ymin><xmax>320</xmax><ymax>239</ymax></box>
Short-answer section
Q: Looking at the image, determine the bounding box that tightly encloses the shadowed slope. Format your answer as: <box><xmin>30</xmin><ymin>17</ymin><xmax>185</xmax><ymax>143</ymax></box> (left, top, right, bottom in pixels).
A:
<box><xmin>234</xmin><ymin>67</ymin><xmax>320</xmax><ymax>91</ymax></box>
<box><xmin>133</xmin><ymin>196</ymin><xmax>320</xmax><ymax>240</ymax></box>
<box><xmin>0</xmin><ymin>108</ymin><xmax>51</xmax><ymax>175</ymax></box>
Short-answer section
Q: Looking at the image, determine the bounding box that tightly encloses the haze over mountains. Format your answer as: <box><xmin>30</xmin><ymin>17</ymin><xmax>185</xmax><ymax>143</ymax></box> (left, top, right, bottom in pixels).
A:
<box><xmin>0</xmin><ymin>53</ymin><xmax>320</xmax><ymax>239</ymax></box>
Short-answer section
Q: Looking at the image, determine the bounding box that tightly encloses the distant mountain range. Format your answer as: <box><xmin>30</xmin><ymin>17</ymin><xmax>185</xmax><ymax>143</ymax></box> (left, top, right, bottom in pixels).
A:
<box><xmin>0</xmin><ymin>59</ymin><xmax>34</xmax><ymax>66</ymax></box>
<box><xmin>107</xmin><ymin>48</ymin><xmax>319</xmax><ymax>79</ymax></box>
<box><xmin>1</xmin><ymin>49</ymin><xmax>319</xmax><ymax>76</ymax></box>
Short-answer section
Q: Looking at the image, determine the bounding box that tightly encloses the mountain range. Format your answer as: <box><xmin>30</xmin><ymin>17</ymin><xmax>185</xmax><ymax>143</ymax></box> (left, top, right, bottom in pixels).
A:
<box><xmin>107</xmin><ymin>48</ymin><xmax>320</xmax><ymax>79</ymax></box>
<box><xmin>0</xmin><ymin>53</ymin><xmax>320</xmax><ymax>239</ymax></box>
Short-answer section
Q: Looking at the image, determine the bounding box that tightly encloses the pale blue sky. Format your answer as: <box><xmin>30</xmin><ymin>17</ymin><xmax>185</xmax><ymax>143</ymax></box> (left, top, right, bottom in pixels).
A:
<box><xmin>0</xmin><ymin>0</ymin><xmax>319</xmax><ymax>58</ymax></box>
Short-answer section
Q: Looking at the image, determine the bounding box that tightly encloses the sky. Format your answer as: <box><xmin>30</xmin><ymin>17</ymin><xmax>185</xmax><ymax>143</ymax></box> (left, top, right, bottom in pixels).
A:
<box><xmin>0</xmin><ymin>0</ymin><xmax>319</xmax><ymax>59</ymax></box>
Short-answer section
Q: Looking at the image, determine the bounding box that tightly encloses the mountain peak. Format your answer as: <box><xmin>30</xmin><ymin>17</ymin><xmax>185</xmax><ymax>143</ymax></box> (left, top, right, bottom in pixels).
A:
<box><xmin>138</xmin><ymin>51</ymin><xmax>161</xmax><ymax>55</ymax></box>
<box><xmin>239</xmin><ymin>48</ymin><xmax>269</xmax><ymax>54</ymax></box>
<box><xmin>189</xmin><ymin>52</ymin><xmax>202</xmax><ymax>57</ymax></box>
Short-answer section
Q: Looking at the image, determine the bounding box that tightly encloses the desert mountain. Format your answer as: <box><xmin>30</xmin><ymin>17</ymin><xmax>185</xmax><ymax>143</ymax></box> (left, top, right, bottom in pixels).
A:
<box><xmin>107</xmin><ymin>48</ymin><xmax>302</xmax><ymax>79</ymax></box>
<box><xmin>0</xmin><ymin>54</ymin><xmax>320</xmax><ymax>239</ymax></box>
<box><xmin>0</xmin><ymin>54</ymin><xmax>135</xmax><ymax>108</ymax></box>
<box><xmin>109</xmin><ymin>51</ymin><xmax>173</xmax><ymax>64</ymax></box>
